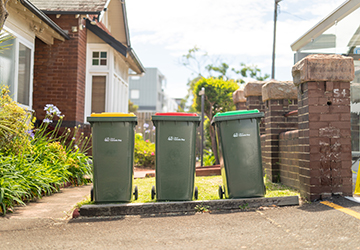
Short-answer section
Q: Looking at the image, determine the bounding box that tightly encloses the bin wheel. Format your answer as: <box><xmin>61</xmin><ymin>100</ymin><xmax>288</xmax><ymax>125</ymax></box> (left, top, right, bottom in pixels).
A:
<box><xmin>133</xmin><ymin>185</ymin><xmax>138</xmax><ymax>200</ymax></box>
<box><xmin>90</xmin><ymin>187</ymin><xmax>94</xmax><ymax>201</ymax></box>
<box><xmin>218</xmin><ymin>185</ymin><xmax>224</xmax><ymax>199</ymax></box>
<box><xmin>151</xmin><ymin>186</ymin><xmax>156</xmax><ymax>200</ymax></box>
<box><xmin>194</xmin><ymin>186</ymin><xmax>198</xmax><ymax>200</ymax></box>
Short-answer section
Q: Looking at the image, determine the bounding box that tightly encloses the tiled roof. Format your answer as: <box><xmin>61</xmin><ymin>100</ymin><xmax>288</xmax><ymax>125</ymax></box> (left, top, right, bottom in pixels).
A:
<box><xmin>30</xmin><ymin>0</ymin><xmax>107</xmax><ymax>13</ymax></box>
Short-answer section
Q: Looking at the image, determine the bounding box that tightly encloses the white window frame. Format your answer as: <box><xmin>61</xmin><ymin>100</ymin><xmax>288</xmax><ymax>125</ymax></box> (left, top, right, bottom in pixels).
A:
<box><xmin>1</xmin><ymin>27</ymin><xmax>34</xmax><ymax>110</ymax></box>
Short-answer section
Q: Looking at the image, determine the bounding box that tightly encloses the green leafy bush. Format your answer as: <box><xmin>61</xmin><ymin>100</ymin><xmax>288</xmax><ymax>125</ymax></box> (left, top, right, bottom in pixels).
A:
<box><xmin>0</xmin><ymin>85</ymin><xmax>92</xmax><ymax>215</ymax></box>
<box><xmin>203</xmin><ymin>149</ymin><xmax>216</xmax><ymax>166</ymax></box>
<box><xmin>134</xmin><ymin>133</ymin><xmax>155</xmax><ymax>169</ymax></box>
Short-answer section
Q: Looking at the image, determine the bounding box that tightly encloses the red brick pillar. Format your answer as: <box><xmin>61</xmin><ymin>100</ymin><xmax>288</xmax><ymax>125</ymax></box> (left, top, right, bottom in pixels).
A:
<box><xmin>244</xmin><ymin>81</ymin><xmax>266</xmax><ymax>134</ymax></box>
<box><xmin>292</xmin><ymin>54</ymin><xmax>354</xmax><ymax>201</ymax></box>
<box><xmin>262</xmin><ymin>80</ymin><xmax>298</xmax><ymax>182</ymax></box>
<box><xmin>233</xmin><ymin>87</ymin><xmax>246</xmax><ymax>110</ymax></box>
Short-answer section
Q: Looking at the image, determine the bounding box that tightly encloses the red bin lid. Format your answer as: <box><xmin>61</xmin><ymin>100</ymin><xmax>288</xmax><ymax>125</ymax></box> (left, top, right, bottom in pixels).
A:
<box><xmin>154</xmin><ymin>112</ymin><xmax>198</xmax><ymax>116</ymax></box>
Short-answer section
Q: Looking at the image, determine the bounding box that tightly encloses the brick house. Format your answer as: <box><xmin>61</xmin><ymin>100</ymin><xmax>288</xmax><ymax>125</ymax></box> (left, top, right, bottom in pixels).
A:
<box><xmin>0</xmin><ymin>0</ymin><xmax>69</xmax><ymax>109</ymax></box>
<box><xmin>1</xmin><ymin>0</ymin><xmax>145</xmax><ymax>131</ymax></box>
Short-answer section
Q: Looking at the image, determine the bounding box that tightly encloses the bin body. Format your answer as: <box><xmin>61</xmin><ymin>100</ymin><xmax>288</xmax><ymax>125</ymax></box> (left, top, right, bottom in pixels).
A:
<box><xmin>152</xmin><ymin>113</ymin><xmax>200</xmax><ymax>201</ymax></box>
<box><xmin>87</xmin><ymin>113</ymin><xmax>137</xmax><ymax>203</ymax></box>
<box><xmin>212</xmin><ymin>110</ymin><xmax>265</xmax><ymax>198</ymax></box>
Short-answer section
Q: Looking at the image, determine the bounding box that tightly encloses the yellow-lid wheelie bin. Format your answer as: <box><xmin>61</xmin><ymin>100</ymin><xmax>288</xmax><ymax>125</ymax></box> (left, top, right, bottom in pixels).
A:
<box><xmin>212</xmin><ymin>109</ymin><xmax>265</xmax><ymax>199</ymax></box>
<box><xmin>87</xmin><ymin>112</ymin><xmax>138</xmax><ymax>203</ymax></box>
<box><xmin>151</xmin><ymin>112</ymin><xmax>201</xmax><ymax>201</ymax></box>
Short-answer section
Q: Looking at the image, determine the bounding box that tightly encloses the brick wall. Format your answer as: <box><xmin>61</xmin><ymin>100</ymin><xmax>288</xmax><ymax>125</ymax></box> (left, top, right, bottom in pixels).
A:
<box><xmin>293</xmin><ymin>54</ymin><xmax>354</xmax><ymax>200</ymax></box>
<box><xmin>262</xmin><ymin>80</ymin><xmax>298</xmax><ymax>182</ymax></box>
<box><xmin>33</xmin><ymin>15</ymin><xmax>86</xmax><ymax>127</ymax></box>
<box><xmin>279</xmin><ymin>130</ymin><xmax>299</xmax><ymax>190</ymax></box>
<box><xmin>244</xmin><ymin>81</ymin><xmax>266</xmax><ymax>135</ymax></box>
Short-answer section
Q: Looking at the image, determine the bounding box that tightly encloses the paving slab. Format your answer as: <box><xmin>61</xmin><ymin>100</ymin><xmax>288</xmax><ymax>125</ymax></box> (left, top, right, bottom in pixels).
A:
<box><xmin>79</xmin><ymin>196</ymin><xmax>299</xmax><ymax>217</ymax></box>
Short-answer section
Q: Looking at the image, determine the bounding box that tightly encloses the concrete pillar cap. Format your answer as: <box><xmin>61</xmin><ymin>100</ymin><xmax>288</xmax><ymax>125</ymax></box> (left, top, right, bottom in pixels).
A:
<box><xmin>233</xmin><ymin>87</ymin><xmax>246</xmax><ymax>103</ymax></box>
<box><xmin>262</xmin><ymin>80</ymin><xmax>297</xmax><ymax>102</ymax></box>
<box><xmin>244</xmin><ymin>81</ymin><xmax>266</xmax><ymax>97</ymax></box>
<box><xmin>292</xmin><ymin>54</ymin><xmax>354</xmax><ymax>86</ymax></box>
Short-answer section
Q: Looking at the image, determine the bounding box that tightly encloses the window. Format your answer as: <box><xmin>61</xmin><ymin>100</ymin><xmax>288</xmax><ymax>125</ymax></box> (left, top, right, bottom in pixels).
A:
<box><xmin>91</xmin><ymin>76</ymin><xmax>106</xmax><ymax>113</ymax></box>
<box><xmin>92</xmin><ymin>51</ymin><xmax>107</xmax><ymax>66</ymax></box>
<box><xmin>0</xmin><ymin>33</ymin><xmax>33</xmax><ymax>107</ymax></box>
<box><xmin>17</xmin><ymin>43</ymin><xmax>31</xmax><ymax>106</ymax></box>
<box><xmin>130</xmin><ymin>89</ymin><xmax>140</xmax><ymax>99</ymax></box>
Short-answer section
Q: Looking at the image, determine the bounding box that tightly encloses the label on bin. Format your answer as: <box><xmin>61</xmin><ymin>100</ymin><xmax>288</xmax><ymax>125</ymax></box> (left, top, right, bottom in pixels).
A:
<box><xmin>104</xmin><ymin>137</ymin><xmax>122</xmax><ymax>142</ymax></box>
<box><xmin>167</xmin><ymin>136</ymin><xmax>185</xmax><ymax>142</ymax></box>
<box><xmin>233</xmin><ymin>132</ymin><xmax>250</xmax><ymax>138</ymax></box>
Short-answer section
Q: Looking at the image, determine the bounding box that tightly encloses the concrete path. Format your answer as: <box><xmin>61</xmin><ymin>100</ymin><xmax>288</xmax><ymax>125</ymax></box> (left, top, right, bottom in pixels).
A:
<box><xmin>5</xmin><ymin>185</ymin><xmax>92</xmax><ymax>220</ymax></box>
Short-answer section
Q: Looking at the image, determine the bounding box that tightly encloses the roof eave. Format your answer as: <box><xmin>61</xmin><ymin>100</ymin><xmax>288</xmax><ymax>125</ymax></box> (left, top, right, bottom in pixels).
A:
<box><xmin>19</xmin><ymin>0</ymin><xmax>70</xmax><ymax>40</ymax></box>
<box><xmin>85</xmin><ymin>18</ymin><xmax>127</xmax><ymax>57</ymax></box>
<box><xmin>291</xmin><ymin>0</ymin><xmax>360</xmax><ymax>52</ymax></box>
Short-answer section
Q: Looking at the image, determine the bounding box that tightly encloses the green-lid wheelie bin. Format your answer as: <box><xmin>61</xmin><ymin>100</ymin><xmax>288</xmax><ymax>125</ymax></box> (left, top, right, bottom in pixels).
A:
<box><xmin>211</xmin><ymin>109</ymin><xmax>265</xmax><ymax>199</ymax></box>
<box><xmin>87</xmin><ymin>112</ymin><xmax>138</xmax><ymax>203</ymax></box>
<box><xmin>151</xmin><ymin>112</ymin><xmax>201</xmax><ymax>201</ymax></box>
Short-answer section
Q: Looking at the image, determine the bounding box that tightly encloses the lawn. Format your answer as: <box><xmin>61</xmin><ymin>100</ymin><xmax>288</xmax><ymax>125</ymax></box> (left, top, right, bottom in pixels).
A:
<box><xmin>131</xmin><ymin>175</ymin><xmax>299</xmax><ymax>203</ymax></box>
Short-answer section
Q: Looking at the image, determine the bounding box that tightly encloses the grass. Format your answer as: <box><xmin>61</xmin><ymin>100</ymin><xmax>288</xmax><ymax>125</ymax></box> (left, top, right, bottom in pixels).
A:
<box><xmin>77</xmin><ymin>176</ymin><xmax>300</xmax><ymax>207</ymax></box>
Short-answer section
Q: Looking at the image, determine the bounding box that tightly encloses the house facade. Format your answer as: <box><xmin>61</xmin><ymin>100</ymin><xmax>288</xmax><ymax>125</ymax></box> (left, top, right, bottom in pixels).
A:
<box><xmin>0</xmin><ymin>0</ymin><xmax>69</xmax><ymax>110</ymax></box>
<box><xmin>1</xmin><ymin>0</ymin><xmax>144</xmax><ymax>132</ymax></box>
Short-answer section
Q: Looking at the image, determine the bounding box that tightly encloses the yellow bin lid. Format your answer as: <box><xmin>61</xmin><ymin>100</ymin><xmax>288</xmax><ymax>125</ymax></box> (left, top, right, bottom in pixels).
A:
<box><xmin>90</xmin><ymin>112</ymin><xmax>136</xmax><ymax>117</ymax></box>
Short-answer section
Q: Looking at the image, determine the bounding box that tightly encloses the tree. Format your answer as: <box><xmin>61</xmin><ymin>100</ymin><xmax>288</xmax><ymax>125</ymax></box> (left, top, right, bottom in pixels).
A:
<box><xmin>192</xmin><ymin>77</ymin><xmax>238</xmax><ymax>164</ymax></box>
<box><xmin>0</xmin><ymin>0</ymin><xmax>9</xmax><ymax>32</ymax></box>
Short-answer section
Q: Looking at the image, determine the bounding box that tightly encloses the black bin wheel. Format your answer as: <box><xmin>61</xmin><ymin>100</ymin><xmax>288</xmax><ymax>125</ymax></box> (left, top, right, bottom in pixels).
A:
<box><xmin>151</xmin><ymin>186</ymin><xmax>156</xmax><ymax>200</ymax></box>
<box><xmin>90</xmin><ymin>187</ymin><xmax>94</xmax><ymax>201</ymax></box>
<box><xmin>194</xmin><ymin>186</ymin><xmax>198</xmax><ymax>200</ymax></box>
<box><xmin>133</xmin><ymin>185</ymin><xmax>138</xmax><ymax>200</ymax></box>
<box><xmin>218</xmin><ymin>185</ymin><xmax>224</xmax><ymax>199</ymax></box>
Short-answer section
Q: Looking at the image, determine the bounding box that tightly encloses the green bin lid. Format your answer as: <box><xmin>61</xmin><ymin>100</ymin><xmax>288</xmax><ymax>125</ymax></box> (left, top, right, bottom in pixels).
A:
<box><xmin>212</xmin><ymin>109</ymin><xmax>264</xmax><ymax>124</ymax></box>
<box><xmin>214</xmin><ymin>109</ymin><xmax>259</xmax><ymax>117</ymax></box>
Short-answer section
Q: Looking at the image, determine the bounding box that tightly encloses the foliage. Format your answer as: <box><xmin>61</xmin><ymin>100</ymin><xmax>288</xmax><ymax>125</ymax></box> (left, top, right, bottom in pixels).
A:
<box><xmin>0</xmin><ymin>86</ymin><xmax>92</xmax><ymax>215</ymax></box>
<box><xmin>0</xmin><ymin>86</ymin><xmax>33</xmax><ymax>154</ymax></box>
<box><xmin>203</xmin><ymin>149</ymin><xmax>216</xmax><ymax>166</ymax></box>
<box><xmin>128</xmin><ymin>100</ymin><xmax>138</xmax><ymax>113</ymax></box>
<box><xmin>192</xmin><ymin>77</ymin><xmax>238</xmax><ymax>163</ymax></box>
<box><xmin>134</xmin><ymin>133</ymin><xmax>155</xmax><ymax>169</ymax></box>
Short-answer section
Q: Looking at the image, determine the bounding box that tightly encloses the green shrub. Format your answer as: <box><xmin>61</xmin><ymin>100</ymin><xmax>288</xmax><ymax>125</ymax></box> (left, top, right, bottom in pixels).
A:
<box><xmin>134</xmin><ymin>133</ymin><xmax>155</xmax><ymax>169</ymax></box>
<box><xmin>203</xmin><ymin>149</ymin><xmax>216</xmax><ymax>166</ymax></box>
<box><xmin>0</xmin><ymin>86</ymin><xmax>92</xmax><ymax>215</ymax></box>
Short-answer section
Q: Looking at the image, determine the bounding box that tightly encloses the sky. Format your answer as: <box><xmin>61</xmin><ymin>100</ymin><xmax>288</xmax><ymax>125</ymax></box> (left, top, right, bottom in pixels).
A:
<box><xmin>126</xmin><ymin>0</ymin><xmax>345</xmax><ymax>99</ymax></box>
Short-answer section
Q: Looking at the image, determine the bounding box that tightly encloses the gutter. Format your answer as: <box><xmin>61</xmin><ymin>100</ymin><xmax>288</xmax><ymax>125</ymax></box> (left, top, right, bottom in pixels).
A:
<box><xmin>19</xmin><ymin>0</ymin><xmax>70</xmax><ymax>40</ymax></box>
<box><xmin>128</xmin><ymin>48</ymin><xmax>146</xmax><ymax>75</ymax></box>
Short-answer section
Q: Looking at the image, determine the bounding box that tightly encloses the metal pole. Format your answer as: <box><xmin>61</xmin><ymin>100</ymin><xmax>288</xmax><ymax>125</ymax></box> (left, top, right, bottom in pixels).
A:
<box><xmin>271</xmin><ymin>0</ymin><xmax>281</xmax><ymax>80</ymax></box>
<box><xmin>200</xmin><ymin>87</ymin><xmax>205</xmax><ymax>166</ymax></box>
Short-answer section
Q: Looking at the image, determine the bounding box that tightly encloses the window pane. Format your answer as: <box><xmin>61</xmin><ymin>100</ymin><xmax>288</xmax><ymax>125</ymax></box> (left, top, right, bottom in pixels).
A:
<box><xmin>91</xmin><ymin>76</ymin><xmax>106</xmax><ymax>113</ymax></box>
<box><xmin>100</xmin><ymin>52</ymin><xmax>107</xmax><ymax>58</ymax></box>
<box><xmin>131</xmin><ymin>89</ymin><xmax>139</xmax><ymax>99</ymax></box>
<box><xmin>100</xmin><ymin>59</ymin><xmax>107</xmax><ymax>66</ymax></box>
<box><xmin>92</xmin><ymin>52</ymin><xmax>99</xmax><ymax>58</ymax></box>
<box><xmin>92</xmin><ymin>59</ymin><xmax>99</xmax><ymax>65</ymax></box>
<box><xmin>0</xmin><ymin>37</ymin><xmax>15</xmax><ymax>95</ymax></box>
<box><xmin>17</xmin><ymin>43</ymin><xmax>31</xmax><ymax>106</ymax></box>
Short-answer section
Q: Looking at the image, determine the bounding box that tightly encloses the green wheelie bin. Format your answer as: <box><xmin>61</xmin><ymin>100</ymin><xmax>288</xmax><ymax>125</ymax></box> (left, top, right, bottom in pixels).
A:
<box><xmin>87</xmin><ymin>112</ymin><xmax>138</xmax><ymax>203</ymax></box>
<box><xmin>151</xmin><ymin>112</ymin><xmax>201</xmax><ymax>201</ymax></box>
<box><xmin>211</xmin><ymin>109</ymin><xmax>265</xmax><ymax>199</ymax></box>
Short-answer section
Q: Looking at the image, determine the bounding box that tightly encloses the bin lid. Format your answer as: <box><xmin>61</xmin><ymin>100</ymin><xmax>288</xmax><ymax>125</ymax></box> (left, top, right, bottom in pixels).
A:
<box><xmin>154</xmin><ymin>112</ymin><xmax>198</xmax><ymax>117</ymax></box>
<box><xmin>90</xmin><ymin>112</ymin><xmax>136</xmax><ymax>117</ymax></box>
<box><xmin>212</xmin><ymin>109</ymin><xmax>264</xmax><ymax>124</ymax></box>
<box><xmin>152</xmin><ymin>112</ymin><xmax>200</xmax><ymax>122</ymax></box>
<box><xmin>214</xmin><ymin>109</ymin><xmax>259</xmax><ymax>117</ymax></box>
<box><xmin>87</xmin><ymin>112</ymin><xmax>137</xmax><ymax>123</ymax></box>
